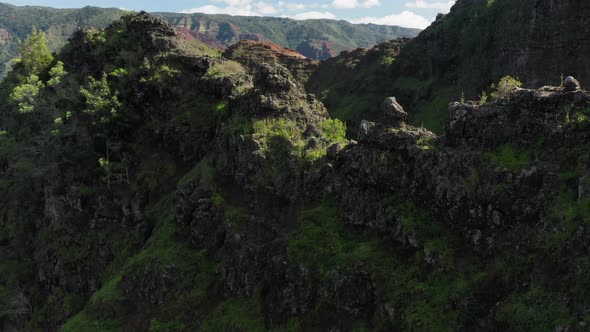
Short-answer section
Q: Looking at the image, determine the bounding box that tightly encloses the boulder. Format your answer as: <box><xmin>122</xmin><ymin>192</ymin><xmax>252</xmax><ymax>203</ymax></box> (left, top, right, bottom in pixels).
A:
<box><xmin>564</xmin><ymin>76</ymin><xmax>581</xmax><ymax>92</ymax></box>
<box><xmin>327</xmin><ymin>143</ymin><xmax>344</xmax><ymax>160</ymax></box>
<box><xmin>264</xmin><ymin>257</ymin><xmax>314</xmax><ymax>325</ymax></box>
<box><xmin>382</xmin><ymin>97</ymin><xmax>408</xmax><ymax>126</ymax></box>
<box><xmin>358</xmin><ymin>120</ymin><xmax>376</xmax><ymax>142</ymax></box>
<box><xmin>324</xmin><ymin>264</ymin><xmax>375</xmax><ymax>317</ymax></box>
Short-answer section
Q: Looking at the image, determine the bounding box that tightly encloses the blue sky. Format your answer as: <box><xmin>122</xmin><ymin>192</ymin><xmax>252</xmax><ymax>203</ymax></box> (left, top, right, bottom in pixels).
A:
<box><xmin>4</xmin><ymin>0</ymin><xmax>457</xmax><ymax>28</ymax></box>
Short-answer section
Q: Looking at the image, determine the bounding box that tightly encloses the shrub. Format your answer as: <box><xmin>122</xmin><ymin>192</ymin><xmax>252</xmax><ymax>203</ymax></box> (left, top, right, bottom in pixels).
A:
<box><xmin>479</xmin><ymin>91</ymin><xmax>488</xmax><ymax>104</ymax></box>
<box><xmin>319</xmin><ymin>118</ymin><xmax>347</xmax><ymax>144</ymax></box>
<box><xmin>490</xmin><ymin>76</ymin><xmax>522</xmax><ymax>99</ymax></box>
<box><xmin>206</xmin><ymin>61</ymin><xmax>247</xmax><ymax>79</ymax></box>
<box><xmin>253</xmin><ymin>118</ymin><xmax>303</xmax><ymax>148</ymax></box>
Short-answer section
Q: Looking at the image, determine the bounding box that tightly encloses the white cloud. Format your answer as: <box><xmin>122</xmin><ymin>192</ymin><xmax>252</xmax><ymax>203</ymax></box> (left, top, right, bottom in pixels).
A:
<box><xmin>348</xmin><ymin>10</ymin><xmax>431</xmax><ymax>29</ymax></box>
<box><xmin>332</xmin><ymin>0</ymin><xmax>381</xmax><ymax>9</ymax></box>
<box><xmin>256</xmin><ymin>1</ymin><xmax>278</xmax><ymax>14</ymax></box>
<box><xmin>211</xmin><ymin>0</ymin><xmax>251</xmax><ymax>6</ymax></box>
<box><xmin>404</xmin><ymin>0</ymin><xmax>455</xmax><ymax>11</ymax></box>
<box><xmin>293</xmin><ymin>11</ymin><xmax>337</xmax><ymax>20</ymax></box>
<box><xmin>181</xmin><ymin>0</ymin><xmax>279</xmax><ymax>16</ymax></box>
<box><xmin>181</xmin><ymin>4</ymin><xmax>258</xmax><ymax>15</ymax></box>
<box><xmin>278</xmin><ymin>1</ymin><xmax>306</xmax><ymax>11</ymax></box>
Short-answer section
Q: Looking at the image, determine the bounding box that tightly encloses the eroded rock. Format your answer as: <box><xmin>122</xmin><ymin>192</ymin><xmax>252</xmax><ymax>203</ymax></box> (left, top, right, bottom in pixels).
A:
<box><xmin>382</xmin><ymin>97</ymin><xmax>408</xmax><ymax>127</ymax></box>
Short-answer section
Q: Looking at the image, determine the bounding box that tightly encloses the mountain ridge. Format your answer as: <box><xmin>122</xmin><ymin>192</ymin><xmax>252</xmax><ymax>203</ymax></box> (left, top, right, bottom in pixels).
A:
<box><xmin>0</xmin><ymin>2</ymin><xmax>420</xmax><ymax>76</ymax></box>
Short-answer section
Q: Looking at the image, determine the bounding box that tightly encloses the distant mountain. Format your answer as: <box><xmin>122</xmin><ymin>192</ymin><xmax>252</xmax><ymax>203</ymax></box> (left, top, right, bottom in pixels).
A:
<box><xmin>0</xmin><ymin>2</ymin><xmax>421</xmax><ymax>76</ymax></box>
<box><xmin>157</xmin><ymin>12</ymin><xmax>421</xmax><ymax>59</ymax></box>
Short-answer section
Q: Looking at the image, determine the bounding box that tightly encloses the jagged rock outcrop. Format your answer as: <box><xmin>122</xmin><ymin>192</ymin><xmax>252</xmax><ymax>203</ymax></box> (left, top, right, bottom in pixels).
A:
<box><xmin>224</xmin><ymin>40</ymin><xmax>319</xmax><ymax>83</ymax></box>
<box><xmin>382</xmin><ymin>97</ymin><xmax>408</xmax><ymax>127</ymax></box>
<box><xmin>334</xmin><ymin>84</ymin><xmax>589</xmax><ymax>255</ymax></box>
<box><xmin>175</xmin><ymin>184</ymin><xmax>223</xmax><ymax>248</ymax></box>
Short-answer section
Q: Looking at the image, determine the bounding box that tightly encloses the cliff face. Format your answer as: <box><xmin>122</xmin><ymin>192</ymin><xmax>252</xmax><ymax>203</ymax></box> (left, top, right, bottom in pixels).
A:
<box><xmin>503</xmin><ymin>0</ymin><xmax>590</xmax><ymax>87</ymax></box>
<box><xmin>396</xmin><ymin>0</ymin><xmax>590</xmax><ymax>92</ymax></box>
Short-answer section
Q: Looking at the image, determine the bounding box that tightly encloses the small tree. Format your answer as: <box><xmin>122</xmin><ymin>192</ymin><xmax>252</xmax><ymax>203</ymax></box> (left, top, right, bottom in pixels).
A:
<box><xmin>80</xmin><ymin>74</ymin><xmax>126</xmax><ymax>188</ymax></box>
<box><xmin>18</xmin><ymin>27</ymin><xmax>54</xmax><ymax>75</ymax></box>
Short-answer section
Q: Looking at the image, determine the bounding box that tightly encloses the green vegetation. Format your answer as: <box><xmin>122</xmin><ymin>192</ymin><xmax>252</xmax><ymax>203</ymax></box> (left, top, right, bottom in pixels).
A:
<box><xmin>60</xmin><ymin>312</ymin><xmax>120</xmax><ymax>332</ymax></box>
<box><xmin>489</xmin><ymin>76</ymin><xmax>523</xmax><ymax>100</ymax></box>
<box><xmin>287</xmin><ymin>196</ymin><xmax>373</xmax><ymax>277</ymax></box>
<box><xmin>251</xmin><ymin>116</ymin><xmax>347</xmax><ymax>182</ymax></box>
<box><xmin>487</xmin><ymin>144</ymin><xmax>531</xmax><ymax>171</ymax></box>
<box><xmin>9</xmin><ymin>74</ymin><xmax>43</xmax><ymax>113</ymax></box>
<box><xmin>62</xmin><ymin>194</ymin><xmax>218</xmax><ymax>331</ymax></box>
<box><xmin>287</xmin><ymin>197</ymin><xmax>483</xmax><ymax>330</ymax></box>
<box><xmin>409</xmin><ymin>89</ymin><xmax>454</xmax><ymax>133</ymax></box>
<box><xmin>205</xmin><ymin>60</ymin><xmax>252</xmax><ymax>94</ymax></box>
<box><xmin>200</xmin><ymin>296</ymin><xmax>266</xmax><ymax>332</ymax></box>
<box><xmin>566</xmin><ymin>107</ymin><xmax>590</xmax><ymax>128</ymax></box>
<box><xmin>18</xmin><ymin>26</ymin><xmax>54</xmax><ymax>75</ymax></box>
<box><xmin>306</xmin><ymin>41</ymin><xmax>408</xmax><ymax>132</ymax></box>
<box><xmin>496</xmin><ymin>286</ymin><xmax>575</xmax><ymax>331</ymax></box>
<box><xmin>206</xmin><ymin>61</ymin><xmax>247</xmax><ymax>79</ymax></box>
<box><xmin>319</xmin><ymin>118</ymin><xmax>347</xmax><ymax>144</ymax></box>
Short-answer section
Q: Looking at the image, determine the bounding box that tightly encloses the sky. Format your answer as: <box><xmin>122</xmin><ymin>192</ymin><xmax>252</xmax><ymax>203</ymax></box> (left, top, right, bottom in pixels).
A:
<box><xmin>4</xmin><ymin>0</ymin><xmax>457</xmax><ymax>29</ymax></box>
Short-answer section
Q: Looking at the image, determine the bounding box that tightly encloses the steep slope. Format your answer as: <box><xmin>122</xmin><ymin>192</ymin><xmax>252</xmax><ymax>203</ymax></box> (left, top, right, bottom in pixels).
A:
<box><xmin>306</xmin><ymin>38</ymin><xmax>411</xmax><ymax>129</ymax></box>
<box><xmin>310</xmin><ymin>0</ymin><xmax>590</xmax><ymax>135</ymax></box>
<box><xmin>396</xmin><ymin>0</ymin><xmax>590</xmax><ymax>92</ymax></box>
<box><xmin>1</xmin><ymin>10</ymin><xmax>590</xmax><ymax>332</ymax></box>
